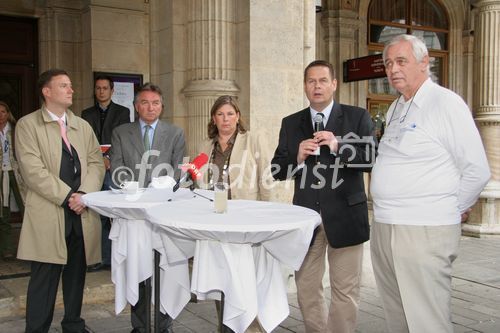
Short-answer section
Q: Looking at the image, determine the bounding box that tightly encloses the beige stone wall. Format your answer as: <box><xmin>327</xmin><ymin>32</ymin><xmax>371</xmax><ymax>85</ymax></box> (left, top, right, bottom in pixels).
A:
<box><xmin>88</xmin><ymin>5</ymin><xmax>150</xmax><ymax>75</ymax></box>
<box><xmin>242</xmin><ymin>0</ymin><xmax>316</xmax><ymax>203</ymax></box>
<box><xmin>149</xmin><ymin>0</ymin><xmax>188</xmax><ymax>131</ymax></box>
<box><xmin>82</xmin><ymin>2</ymin><xmax>150</xmax><ymax>113</ymax></box>
<box><xmin>39</xmin><ymin>4</ymin><xmax>86</xmax><ymax>114</ymax></box>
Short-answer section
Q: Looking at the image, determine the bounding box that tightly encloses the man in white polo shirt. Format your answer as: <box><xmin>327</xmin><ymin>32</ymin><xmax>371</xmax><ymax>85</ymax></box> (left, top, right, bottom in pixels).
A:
<box><xmin>370</xmin><ymin>34</ymin><xmax>490</xmax><ymax>333</ymax></box>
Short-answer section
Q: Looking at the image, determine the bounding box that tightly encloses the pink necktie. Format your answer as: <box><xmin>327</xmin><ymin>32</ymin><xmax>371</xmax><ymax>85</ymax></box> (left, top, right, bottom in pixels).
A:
<box><xmin>57</xmin><ymin>118</ymin><xmax>72</xmax><ymax>152</ymax></box>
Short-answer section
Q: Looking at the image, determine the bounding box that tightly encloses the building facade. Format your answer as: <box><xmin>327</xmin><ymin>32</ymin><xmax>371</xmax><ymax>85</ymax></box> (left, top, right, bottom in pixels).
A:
<box><xmin>0</xmin><ymin>0</ymin><xmax>498</xmax><ymax>235</ymax></box>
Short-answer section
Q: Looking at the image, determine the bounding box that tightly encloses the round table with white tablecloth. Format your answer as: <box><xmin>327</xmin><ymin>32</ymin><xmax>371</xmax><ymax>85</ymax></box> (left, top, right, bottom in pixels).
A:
<box><xmin>82</xmin><ymin>188</ymin><xmax>198</xmax><ymax>319</ymax></box>
<box><xmin>145</xmin><ymin>197</ymin><xmax>321</xmax><ymax>333</ymax></box>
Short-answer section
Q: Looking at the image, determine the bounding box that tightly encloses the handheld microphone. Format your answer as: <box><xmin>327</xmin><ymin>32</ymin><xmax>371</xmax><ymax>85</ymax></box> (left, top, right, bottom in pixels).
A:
<box><xmin>313</xmin><ymin>113</ymin><xmax>324</xmax><ymax>157</ymax></box>
<box><xmin>313</xmin><ymin>113</ymin><xmax>324</xmax><ymax>133</ymax></box>
<box><xmin>173</xmin><ymin>153</ymin><xmax>209</xmax><ymax>192</ymax></box>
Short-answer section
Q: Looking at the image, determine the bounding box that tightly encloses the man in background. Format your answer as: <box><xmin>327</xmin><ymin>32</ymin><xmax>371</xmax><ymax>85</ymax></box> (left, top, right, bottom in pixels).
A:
<box><xmin>82</xmin><ymin>74</ymin><xmax>130</xmax><ymax>271</ymax></box>
<box><xmin>370</xmin><ymin>34</ymin><xmax>490</xmax><ymax>332</ymax></box>
<box><xmin>16</xmin><ymin>68</ymin><xmax>104</xmax><ymax>333</ymax></box>
<box><xmin>111</xmin><ymin>82</ymin><xmax>185</xmax><ymax>333</ymax></box>
<box><xmin>271</xmin><ymin>60</ymin><xmax>376</xmax><ymax>333</ymax></box>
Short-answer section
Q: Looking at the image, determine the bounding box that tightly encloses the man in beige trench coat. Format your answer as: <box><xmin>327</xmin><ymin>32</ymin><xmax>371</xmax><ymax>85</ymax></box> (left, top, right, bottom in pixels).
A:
<box><xmin>15</xmin><ymin>68</ymin><xmax>104</xmax><ymax>333</ymax></box>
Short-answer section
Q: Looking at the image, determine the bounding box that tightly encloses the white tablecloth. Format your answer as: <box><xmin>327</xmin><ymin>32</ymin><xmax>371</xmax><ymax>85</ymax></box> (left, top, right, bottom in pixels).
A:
<box><xmin>82</xmin><ymin>188</ymin><xmax>197</xmax><ymax>317</ymax></box>
<box><xmin>146</xmin><ymin>198</ymin><xmax>321</xmax><ymax>333</ymax></box>
<box><xmin>83</xmin><ymin>188</ymin><xmax>321</xmax><ymax>332</ymax></box>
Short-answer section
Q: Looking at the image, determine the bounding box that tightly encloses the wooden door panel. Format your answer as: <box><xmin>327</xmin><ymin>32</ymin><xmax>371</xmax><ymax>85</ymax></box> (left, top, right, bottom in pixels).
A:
<box><xmin>0</xmin><ymin>15</ymin><xmax>38</xmax><ymax>119</ymax></box>
<box><xmin>0</xmin><ymin>64</ymin><xmax>37</xmax><ymax>119</ymax></box>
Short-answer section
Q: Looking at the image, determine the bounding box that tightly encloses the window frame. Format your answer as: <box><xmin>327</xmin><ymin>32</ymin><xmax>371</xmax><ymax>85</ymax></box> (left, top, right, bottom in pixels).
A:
<box><xmin>366</xmin><ymin>0</ymin><xmax>449</xmax><ymax>111</ymax></box>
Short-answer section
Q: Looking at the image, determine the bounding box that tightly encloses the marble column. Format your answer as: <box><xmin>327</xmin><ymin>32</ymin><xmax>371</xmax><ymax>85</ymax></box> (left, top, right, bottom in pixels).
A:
<box><xmin>463</xmin><ymin>0</ymin><xmax>500</xmax><ymax>236</ymax></box>
<box><xmin>182</xmin><ymin>0</ymin><xmax>239</xmax><ymax>157</ymax></box>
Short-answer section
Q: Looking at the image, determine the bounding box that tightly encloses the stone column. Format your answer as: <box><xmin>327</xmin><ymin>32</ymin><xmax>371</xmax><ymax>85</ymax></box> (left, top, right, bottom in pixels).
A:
<box><xmin>182</xmin><ymin>0</ymin><xmax>239</xmax><ymax>157</ymax></box>
<box><xmin>320</xmin><ymin>0</ymin><xmax>365</xmax><ymax>106</ymax></box>
<box><xmin>463</xmin><ymin>0</ymin><xmax>500</xmax><ymax>236</ymax></box>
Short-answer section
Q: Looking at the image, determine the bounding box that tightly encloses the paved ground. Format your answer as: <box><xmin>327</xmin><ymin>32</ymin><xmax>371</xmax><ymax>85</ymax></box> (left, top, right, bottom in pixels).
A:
<box><xmin>0</xmin><ymin>236</ymin><xmax>499</xmax><ymax>332</ymax></box>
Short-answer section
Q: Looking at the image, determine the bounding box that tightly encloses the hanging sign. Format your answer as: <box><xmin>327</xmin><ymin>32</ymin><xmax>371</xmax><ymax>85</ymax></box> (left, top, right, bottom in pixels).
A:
<box><xmin>343</xmin><ymin>54</ymin><xmax>386</xmax><ymax>82</ymax></box>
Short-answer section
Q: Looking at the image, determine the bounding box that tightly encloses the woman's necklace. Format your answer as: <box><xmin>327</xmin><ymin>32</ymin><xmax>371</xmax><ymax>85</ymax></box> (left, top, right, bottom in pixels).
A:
<box><xmin>208</xmin><ymin>133</ymin><xmax>236</xmax><ymax>188</ymax></box>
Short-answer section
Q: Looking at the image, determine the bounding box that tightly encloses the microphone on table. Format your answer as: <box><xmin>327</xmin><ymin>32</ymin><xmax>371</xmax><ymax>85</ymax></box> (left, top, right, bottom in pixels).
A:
<box><xmin>173</xmin><ymin>153</ymin><xmax>209</xmax><ymax>192</ymax></box>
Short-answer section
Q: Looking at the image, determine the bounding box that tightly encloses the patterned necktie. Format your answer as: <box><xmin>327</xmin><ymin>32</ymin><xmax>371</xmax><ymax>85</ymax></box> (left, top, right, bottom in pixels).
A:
<box><xmin>57</xmin><ymin>118</ymin><xmax>72</xmax><ymax>153</ymax></box>
<box><xmin>143</xmin><ymin>125</ymin><xmax>151</xmax><ymax>151</ymax></box>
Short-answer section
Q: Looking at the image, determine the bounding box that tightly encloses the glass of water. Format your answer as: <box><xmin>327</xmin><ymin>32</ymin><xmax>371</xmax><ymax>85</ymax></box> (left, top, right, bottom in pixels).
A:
<box><xmin>214</xmin><ymin>182</ymin><xmax>228</xmax><ymax>213</ymax></box>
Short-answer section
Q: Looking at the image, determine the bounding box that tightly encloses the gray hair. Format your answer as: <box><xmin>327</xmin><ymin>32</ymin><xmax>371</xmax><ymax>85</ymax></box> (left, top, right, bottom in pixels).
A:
<box><xmin>383</xmin><ymin>34</ymin><xmax>430</xmax><ymax>75</ymax></box>
<box><xmin>134</xmin><ymin>82</ymin><xmax>163</xmax><ymax>104</ymax></box>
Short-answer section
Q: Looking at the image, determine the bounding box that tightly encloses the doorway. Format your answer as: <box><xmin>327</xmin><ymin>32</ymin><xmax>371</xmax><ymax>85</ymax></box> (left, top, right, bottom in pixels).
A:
<box><xmin>0</xmin><ymin>15</ymin><xmax>38</xmax><ymax>273</ymax></box>
<box><xmin>0</xmin><ymin>15</ymin><xmax>39</xmax><ymax>121</ymax></box>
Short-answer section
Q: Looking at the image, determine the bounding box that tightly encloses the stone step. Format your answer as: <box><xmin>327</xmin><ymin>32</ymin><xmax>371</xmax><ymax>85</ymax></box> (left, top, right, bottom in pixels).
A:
<box><xmin>0</xmin><ymin>271</ymin><xmax>115</xmax><ymax>319</ymax></box>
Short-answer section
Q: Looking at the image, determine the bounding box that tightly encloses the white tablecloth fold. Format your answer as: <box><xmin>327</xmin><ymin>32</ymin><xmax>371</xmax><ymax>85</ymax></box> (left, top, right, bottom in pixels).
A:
<box><xmin>110</xmin><ymin>219</ymin><xmax>154</xmax><ymax>314</ymax></box>
<box><xmin>253</xmin><ymin>246</ymin><xmax>289</xmax><ymax>332</ymax></box>
<box><xmin>194</xmin><ymin>241</ymin><xmax>257</xmax><ymax>332</ymax></box>
<box><xmin>110</xmin><ymin>219</ymin><xmax>192</xmax><ymax>318</ymax></box>
<box><xmin>153</xmin><ymin>230</ymin><xmax>191</xmax><ymax>318</ymax></box>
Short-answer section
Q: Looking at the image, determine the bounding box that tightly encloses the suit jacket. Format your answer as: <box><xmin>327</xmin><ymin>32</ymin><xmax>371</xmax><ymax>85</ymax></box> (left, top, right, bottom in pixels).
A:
<box><xmin>15</xmin><ymin>106</ymin><xmax>104</xmax><ymax>264</ymax></box>
<box><xmin>110</xmin><ymin>120</ymin><xmax>186</xmax><ymax>188</ymax></box>
<box><xmin>81</xmin><ymin>101</ymin><xmax>130</xmax><ymax>144</ymax></box>
<box><xmin>59</xmin><ymin>139</ymin><xmax>83</xmax><ymax>238</ymax></box>
<box><xmin>272</xmin><ymin>103</ymin><xmax>376</xmax><ymax>248</ymax></box>
<box><xmin>198</xmin><ymin>131</ymin><xmax>274</xmax><ymax>201</ymax></box>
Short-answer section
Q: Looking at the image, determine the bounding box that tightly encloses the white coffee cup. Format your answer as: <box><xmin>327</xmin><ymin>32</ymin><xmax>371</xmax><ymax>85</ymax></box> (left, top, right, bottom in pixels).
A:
<box><xmin>120</xmin><ymin>181</ymin><xmax>139</xmax><ymax>194</ymax></box>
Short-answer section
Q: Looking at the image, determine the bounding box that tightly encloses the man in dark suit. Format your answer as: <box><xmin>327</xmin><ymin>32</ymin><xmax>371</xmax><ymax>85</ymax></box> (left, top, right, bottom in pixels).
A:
<box><xmin>82</xmin><ymin>75</ymin><xmax>130</xmax><ymax>271</ymax></box>
<box><xmin>110</xmin><ymin>83</ymin><xmax>186</xmax><ymax>333</ymax></box>
<box><xmin>271</xmin><ymin>60</ymin><xmax>376</xmax><ymax>333</ymax></box>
